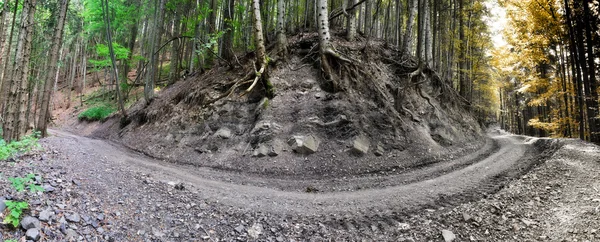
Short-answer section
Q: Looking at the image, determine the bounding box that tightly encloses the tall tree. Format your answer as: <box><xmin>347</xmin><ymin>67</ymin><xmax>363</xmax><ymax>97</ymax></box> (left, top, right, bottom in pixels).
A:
<box><xmin>37</xmin><ymin>0</ymin><xmax>69</xmax><ymax>137</ymax></box>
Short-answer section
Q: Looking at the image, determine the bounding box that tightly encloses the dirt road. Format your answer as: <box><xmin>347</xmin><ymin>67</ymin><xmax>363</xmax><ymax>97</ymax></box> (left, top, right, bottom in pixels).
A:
<box><xmin>48</xmin><ymin>129</ymin><xmax>553</xmax><ymax>217</ymax></box>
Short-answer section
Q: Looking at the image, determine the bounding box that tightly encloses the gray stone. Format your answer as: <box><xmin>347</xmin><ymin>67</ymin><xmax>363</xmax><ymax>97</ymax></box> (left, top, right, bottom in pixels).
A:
<box><xmin>215</xmin><ymin>127</ymin><xmax>232</xmax><ymax>139</ymax></box>
<box><xmin>288</xmin><ymin>135</ymin><xmax>320</xmax><ymax>154</ymax></box>
<box><xmin>66</xmin><ymin>213</ymin><xmax>81</xmax><ymax>223</ymax></box>
<box><xmin>247</xmin><ymin>223</ymin><xmax>263</xmax><ymax>239</ymax></box>
<box><xmin>301</xmin><ymin>79</ymin><xmax>317</xmax><ymax>89</ymax></box>
<box><xmin>38</xmin><ymin>209</ymin><xmax>54</xmax><ymax>222</ymax></box>
<box><xmin>252</xmin><ymin>144</ymin><xmax>269</xmax><ymax>157</ymax></box>
<box><xmin>268</xmin><ymin>140</ymin><xmax>283</xmax><ymax>157</ymax></box>
<box><xmin>234</xmin><ymin>225</ymin><xmax>245</xmax><ymax>234</ymax></box>
<box><xmin>21</xmin><ymin>216</ymin><xmax>41</xmax><ymax>230</ymax></box>
<box><xmin>152</xmin><ymin>228</ymin><xmax>165</xmax><ymax>237</ymax></box>
<box><xmin>26</xmin><ymin>228</ymin><xmax>40</xmax><ymax>241</ymax></box>
<box><xmin>43</xmin><ymin>184</ymin><xmax>55</xmax><ymax>192</ymax></box>
<box><xmin>0</xmin><ymin>197</ymin><xmax>5</xmax><ymax>212</ymax></box>
<box><xmin>351</xmin><ymin>135</ymin><xmax>370</xmax><ymax>156</ymax></box>
<box><xmin>442</xmin><ymin>229</ymin><xmax>456</xmax><ymax>242</ymax></box>
<box><xmin>65</xmin><ymin>229</ymin><xmax>78</xmax><ymax>240</ymax></box>
<box><xmin>374</xmin><ymin>144</ymin><xmax>384</xmax><ymax>156</ymax></box>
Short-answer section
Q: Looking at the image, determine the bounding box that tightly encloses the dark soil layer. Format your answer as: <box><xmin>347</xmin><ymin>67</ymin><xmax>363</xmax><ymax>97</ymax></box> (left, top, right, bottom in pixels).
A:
<box><xmin>93</xmin><ymin>37</ymin><xmax>484</xmax><ymax>178</ymax></box>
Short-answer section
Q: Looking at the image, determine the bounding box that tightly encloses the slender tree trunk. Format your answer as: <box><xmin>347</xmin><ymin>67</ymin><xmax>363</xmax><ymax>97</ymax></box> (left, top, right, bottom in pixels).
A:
<box><xmin>101</xmin><ymin>0</ymin><xmax>126</xmax><ymax>117</ymax></box>
<box><xmin>276</xmin><ymin>0</ymin><xmax>287</xmax><ymax>57</ymax></box>
<box><xmin>0</xmin><ymin>0</ymin><xmax>19</xmax><ymax>118</ymax></box>
<box><xmin>169</xmin><ymin>9</ymin><xmax>181</xmax><ymax>84</ymax></box>
<box><xmin>402</xmin><ymin>0</ymin><xmax>417</xmax><ymax>56</ymax></box>
<box><xmin>346</xmin><ymin>0</ymin><xmax>357</xmax><ymax>41</ymax></box>
<box><xmin>221</xmin><ymin>0</ymin><xmax>236</xmax><ymax>61</ymax></box>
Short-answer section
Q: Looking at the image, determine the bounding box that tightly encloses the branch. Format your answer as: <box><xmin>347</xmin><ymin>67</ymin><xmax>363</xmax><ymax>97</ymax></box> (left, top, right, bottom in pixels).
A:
<box><xmin>329</xmin><ymin>0</ymin><xmax>368</xmax><ymax>20</ymax></box>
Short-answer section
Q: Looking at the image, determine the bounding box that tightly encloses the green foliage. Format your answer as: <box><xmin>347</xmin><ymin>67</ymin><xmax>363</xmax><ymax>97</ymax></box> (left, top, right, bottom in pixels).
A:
<box><xmin>89</xmin><ymin>43</ymin><xmax>130</xmax><ymax>70</ymax></box>
<box><xmin>78</xmin><ymin>105</ymin><xmax>116</xmax><ymax>121</ymax></box>
<box><xmin>8</xmin><ymin>173</ymin><xmax>43</xmax><ymax>193</ymax></box>
<box><xmin>0</xmin><ymin>133</ymin><xmax>41</xmax><ymax>161</ymax></box>
<box><xmin>3</xmin><ymin>200</ymin><xmax>28</xmax><ymax>228</ymax></box>
<box><xmin>5</xmin><ymin>239</ymin><xmax>18</xmax><ymax>242</ymax></box>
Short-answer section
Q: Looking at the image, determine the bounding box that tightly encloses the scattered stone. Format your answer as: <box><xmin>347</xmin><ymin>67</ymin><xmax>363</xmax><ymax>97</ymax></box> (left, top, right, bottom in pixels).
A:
<box><xmin>462</xmin><ymin>213</ymin><xmax>472</xmax><ymax>222</ymax></box>
<box><xmin>66</xmin><ymin>213</ymin><xmax>81</xmax><ymax>223</ymax></box>
<box><xmin>38</xmin><ymin>209</ymin><xmax>54</xmax><ymax>222</ymax></box>
<box><xmin>398</xmin><ymin>222</ymin><xmax>411</xmax><ymax>231</ymax></box>
<box><xmin>521</xmin><ymin>218</ymin><xmax>536</xmax><ymax>226</ymax></box>
<box><xmin>288</xmin><ymin>135</ymin><xmax>320</xmax><ymax>154</ymax></box>
<box><xmin>65</xmin><ymin>229</ymin><xmax>78</xmax><ymax>240</ymax></box>
<box><xmin>26</xmin><ymin>228</ymin><xmax>40</xmax><ymax>241</ymax></box>
<box><xmin>247</xmin><ymin>223</ymin><xmax>263</xmax><ymax>239</ymax></box>
<box><xmin>215</xmin><ymin>127</ymin><xmax>232</xmax><ymax>139</ymax></box>
<box><xmin>21</xmin><ymin>216</ymin><xmax>41</xmax><ymax>230</ymax></box>
<box><xmin>152</xmin><ymin>228</ymin><xmax>166</xmax><ymax>237</ymax></box>
<box><xmin>234</xmin><ymin>225</ymin><xmax>245</xmax><ymax>234</ymax></box>
<box><xmin>0</xmin><ymin>197</ymin><xmax>5</xmax><ymax>212</ymax></box>
<box><xmin>252</xmin><ymin>144</ymin><xmax>269</xmax><ymax>157</ymax></box>
<box><xmin>268</xmin><ymin>140</ymin><xmax>283</xmax><ymax>157</ymax></box>
<box><xmin>43</xmin><ymin>184</ymin><xmax>56</xmax><ymax>192</ymax></box>
<box><xmin>374</xmin><ymin>144</ymin><xmax>384</xmax><ymax>156</ymax></box>
<box><xmin>351</xmin><ymin>135</ymin><xmax>370</xmax><ymax>155</ymax></box>
<box><xmin>301</xmin><ymin>78</ymin><xmax>317</xmax><ymax>89</ymax></box>
<box><xmin>442</xmin><ymin>229</ymin><xmax>456</xmax><ymax>242</ymax></box>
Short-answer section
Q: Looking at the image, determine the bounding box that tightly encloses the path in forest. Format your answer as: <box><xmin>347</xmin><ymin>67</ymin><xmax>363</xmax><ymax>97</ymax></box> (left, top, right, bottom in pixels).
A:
<box><xmin>48</xmin><ymin>128</ymin><xmax>554</xmax><ymax>218</ymax></box>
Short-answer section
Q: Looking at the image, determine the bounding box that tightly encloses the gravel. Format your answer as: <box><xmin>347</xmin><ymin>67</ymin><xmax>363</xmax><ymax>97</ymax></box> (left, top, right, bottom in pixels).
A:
<box><xmin>1</xmin><ymin>132</ymin><xmax>599</xmax><ymax>241</ymax></box>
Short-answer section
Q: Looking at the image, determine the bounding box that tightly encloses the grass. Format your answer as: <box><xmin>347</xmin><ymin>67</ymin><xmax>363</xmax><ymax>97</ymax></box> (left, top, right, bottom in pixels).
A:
<box><xmin>78</xmin><ymin>105</ymin><xmax>116</xmax><ymax>121</ymax></box>
<box><xmin>0</xmin><ymin>132</ymin><xmax>41</xmax><ymax>161</ymax></box>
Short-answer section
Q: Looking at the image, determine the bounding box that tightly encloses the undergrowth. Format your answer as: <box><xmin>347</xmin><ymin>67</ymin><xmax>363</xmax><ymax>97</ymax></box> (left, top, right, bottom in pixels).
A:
<box><xmin>0</xmin><ymin>132</ymin><xmax>41</xmax><ymax>161</ymax></box>
<box><xmin>78</xmin><ymin>105</ymin><xmax>116</xmax><ymax>121</ymax></box>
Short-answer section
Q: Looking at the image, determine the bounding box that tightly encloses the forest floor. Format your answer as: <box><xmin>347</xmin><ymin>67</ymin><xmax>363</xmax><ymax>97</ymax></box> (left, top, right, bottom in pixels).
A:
<box><xmin>1</xmin><ymin>127</ymin><xmax>600</xmax><ymax>241</ymax></box>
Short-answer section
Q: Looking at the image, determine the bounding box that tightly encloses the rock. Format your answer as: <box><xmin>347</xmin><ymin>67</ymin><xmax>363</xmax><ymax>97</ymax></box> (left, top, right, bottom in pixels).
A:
<box><xmin>301</xmin><ymin>79</ymin><xmax>317</xmax><ymax>89</ymax></box>
<box><xmin>152</xmin><ymin>228</ymin><xmax>166</xmax><ymax>237</ymax></box>
<box><xmin>442</xmin><ymin>229</ymin><xmax>456</xmax><ymax>242</ymax></box>
<box><xmin>247</xmin><ymin>223</ymin><xmax>263</xmax><ymax>239</ymax></box>
<box><xmin>174</xmin><ymin>182</ymin><xmax>185</xmax><ymax>190</ymax></box>
<box><xmin>252</xmin><ymin>144</ymin><xmax>269</xmax><ymax>157</ymax></box>
<box><xmin>43</xmin><ymin>184</ymin><xmax>55</xmax><ymax>192</ymax></box>
<box><xmin>398</xmin><ymin>222</ymin><xmax>411</xmax><ymax>231</ymax></box>
<box><xmin>26</xmin><ymin>228</ymin><xmax>40</xmax><ymax>241</ymax></box>
<box><xmin>288</xmin><ymin>135</ymin><xmax>320</xmax><ymax>154</ymax></box>
<box><xmin>268</xmin><ymin>142</ymin><xmax>282</xmax><ymax>157</ymax></box>
<box><xmin>374</xmin><ymin>144</ymin><xmax>384</xmax><ymax>156</ymax></box>
<box><xmin>215</xmin><ymin>127</ymin><xmax>232</xmax><ymax>139</ymax></box>
<box><xmin>462</xmin><ymin>213</ymin><xmax>472</xmax><ymax>222</ymax></box>
<box><xmin>0</xmin><ymin>197</ymin><xmax>5</xmax><ymax>212</ymax></box>
<box><xmin>65</xmin><ymin>229</ymin><xmax>78</xmax><ymax>240</ymax></box>
<box><xmin>521</xmin><ymin>218</ymin><xmax>536</xmax><ymax>226</ymax></box>
<box><xmin>234</xmin><ymin>225</ymin><xmax>245</xmax><ymax>234</ymax></box>
<box><xmin>21</xmin><ymin>216</ymin><xmax>41</xmax><ymax>230</ymax></box>
<box><xmin>351</xmin><ymin>135</ymin><xmax>370</xmax><ymax>155</ymax></box>
<box><xmin>66</xmin><ymin>213</ymin><xmax>81</xmax><ymax>223</ymax></box>
<box><xmin>38</xmin><ymin>209</ymin><xmax>54</xmax><ymax>222</ymax></box>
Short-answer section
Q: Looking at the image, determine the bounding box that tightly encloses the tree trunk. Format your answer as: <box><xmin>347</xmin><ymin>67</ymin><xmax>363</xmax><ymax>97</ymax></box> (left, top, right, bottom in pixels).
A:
<box><xmin>102</xmin><ymin>0</ymin><xmax>126</xmax><ymax>117</ymax></box>
<box><xmin>276</xmin><ymin>0</ymin><xmax>288</xmax><ymax>57</ymax></box>
<box><xmin>3</xmin><ymin>0</ymin><xmax>36</xmax><ymax>142</ymax></box>
<box><xmin>169</xmin><ymin>8</ymin><xmax>181</xmax><ymax>85</ymax></box>
<box><xmin>346</xmin><ymin>0</ymin><xmax>357</xmax><ymax>40</ymax></box>
<box><xmin>402</xmin><ymin>0</ymin><xmax>417</xmax><ymax>57</ymax></box>
<box><xmin>0</xmin><ymin>0</ymin><xmax>20</xmax><ymax>118</ymax></box>
<box><xmin>221</xmin><ymin>0</ymin><xmax>236</xmax><ymax>61</ymax></box>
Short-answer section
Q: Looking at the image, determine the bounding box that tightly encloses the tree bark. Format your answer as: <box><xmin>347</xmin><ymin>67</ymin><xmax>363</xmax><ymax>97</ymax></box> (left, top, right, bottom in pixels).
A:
<box><xmin>221</xmin><ymin>0</ymin><xmax>236</xmax><ymax>61</ymax></box>
<box><xmin>346</xmin><ymin>0</ymin><xmax>357</xmax><ymax>40</ymax></box>
<box><xmin>402</xmin><ymin>0</ymin><xmax>417</xmax><ymax>57</ymax></box>
<box><xmin>276</xmin><ymin>0</ymin><xmax>288</xmax><ymax>57</ymax></box>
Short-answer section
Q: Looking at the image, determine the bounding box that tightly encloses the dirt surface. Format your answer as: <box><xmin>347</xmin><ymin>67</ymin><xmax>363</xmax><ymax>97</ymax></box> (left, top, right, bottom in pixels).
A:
<box><xmin>92</xmin><ymin>38</ymin><xmax>485</xmax><ymax>179</ymax></box>
<box><xmin>3</xmin><ymin>127</ymin><xmax>598</xmax><ymax>241</ymax></box>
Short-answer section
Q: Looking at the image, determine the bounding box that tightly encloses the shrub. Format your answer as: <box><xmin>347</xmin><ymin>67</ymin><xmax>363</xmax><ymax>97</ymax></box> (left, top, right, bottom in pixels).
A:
<box><xmin>0</xmin><ymin>132</ymin><xmax>41</xmax><ymax>161</ymax></box>
<box><xmin>78</xmin><ymin>105</ymin><xmax>116</xmax><ymax>121</ymax></box>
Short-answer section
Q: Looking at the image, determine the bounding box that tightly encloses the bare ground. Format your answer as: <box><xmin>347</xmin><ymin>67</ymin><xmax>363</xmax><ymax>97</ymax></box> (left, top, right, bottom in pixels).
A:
<box><xmin>3</xmin><ymin>127</ymin><xmax>598</xmax><ymax>241</ymax></box>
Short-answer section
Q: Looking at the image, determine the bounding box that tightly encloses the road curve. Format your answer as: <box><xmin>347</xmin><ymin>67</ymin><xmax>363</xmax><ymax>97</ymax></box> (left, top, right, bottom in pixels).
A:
<box><xmin>48</xmin><ymin>129</ymin><xmax>551</xmax><ymax>217</ymax></box>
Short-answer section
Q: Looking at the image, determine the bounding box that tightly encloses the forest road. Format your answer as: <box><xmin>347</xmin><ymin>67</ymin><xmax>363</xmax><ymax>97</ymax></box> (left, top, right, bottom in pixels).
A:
<box><xmin>48</xmin><ymin>129</ymin><xmax>555</xmax><ymax>218</ymax></box>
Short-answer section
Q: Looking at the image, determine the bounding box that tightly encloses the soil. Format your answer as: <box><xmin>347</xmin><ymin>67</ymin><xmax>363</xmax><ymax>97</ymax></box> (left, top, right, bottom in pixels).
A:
<box><xmin>90</xmin><ymin>37</ymin><xmax>484</xmax><ymax>180</ymax></box>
